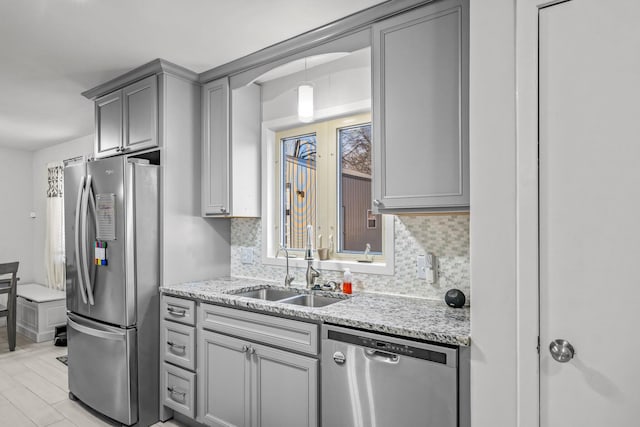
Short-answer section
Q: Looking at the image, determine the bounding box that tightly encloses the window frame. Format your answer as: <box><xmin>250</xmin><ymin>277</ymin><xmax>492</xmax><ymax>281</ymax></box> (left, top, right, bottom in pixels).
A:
<box><xmin>261</xmin><ymin>105</ymin><xmax>394</xmax><ymax>275</ymax></box>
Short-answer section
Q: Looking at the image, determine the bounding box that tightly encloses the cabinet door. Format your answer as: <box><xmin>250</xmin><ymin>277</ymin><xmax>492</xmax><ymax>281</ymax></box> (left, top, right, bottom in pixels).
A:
<box><xmin>372</xmin><ymin>0</ymin><xmax>469</xmax><ymax>211</ymax></box>
<box><xmin>95</xmin><ymin>90</ymin><xmax>123</xmax><ymax>158</ymax></box>
<box><xmin>123</xmin><ymin>75</ymin><xmax>158</xmax><ymax>153</ymax></box>
<box><xmin>198</xmin><ymin>330</ymin><xmax>250</xmax><ymax>427</ymax></box>
<box><xmin>251</xmin><ymin>342</ymin><xmax>318</xmax><ymax>427</ymax></box>
<box><xmin>201</xmin><ymin>77</ymin><xmax>230</xmax><ymax>216</ymax></box>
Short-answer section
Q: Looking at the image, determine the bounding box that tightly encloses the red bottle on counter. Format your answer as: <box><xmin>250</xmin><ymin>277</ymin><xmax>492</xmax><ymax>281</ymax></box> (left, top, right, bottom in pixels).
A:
<box><xmin>343</xmin><ymin>268</ymin><xmax>353</xmax><ymax>294</ymax></box>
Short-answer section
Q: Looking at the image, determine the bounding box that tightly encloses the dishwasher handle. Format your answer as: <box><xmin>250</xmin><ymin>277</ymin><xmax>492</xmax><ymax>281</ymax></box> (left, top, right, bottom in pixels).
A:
<box><xmin>365</xmin><ymin>348</ymin><xmax>399</xmax><ymax>363</ymax></box>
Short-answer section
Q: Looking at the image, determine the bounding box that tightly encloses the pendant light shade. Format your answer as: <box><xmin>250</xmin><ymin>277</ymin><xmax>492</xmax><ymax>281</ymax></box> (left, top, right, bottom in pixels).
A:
<box><xmin>298</xmin><ymin>57</ymin><xmax>314</xmax><ymax>123</ymax></box>
<box><xmin>298</xmin><ymin>83</ymin><xmax>314</xmax><ymax>123</ymax></box>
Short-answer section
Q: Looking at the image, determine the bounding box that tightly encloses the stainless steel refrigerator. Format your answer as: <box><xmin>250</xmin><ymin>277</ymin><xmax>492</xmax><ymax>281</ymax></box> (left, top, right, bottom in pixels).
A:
<box><xmin>64</xmin><ymin>156</ymin><xmax>159</xmax><ymax>426</ymax></box>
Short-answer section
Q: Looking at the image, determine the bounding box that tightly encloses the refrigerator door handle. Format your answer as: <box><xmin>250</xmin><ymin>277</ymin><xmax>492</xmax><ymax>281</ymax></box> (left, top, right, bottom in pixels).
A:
<box><xmin>74</xmin><ymin>176</ymin><xmax>88</xmax><ymax>305</ymax></box>
<box><xmin>81</xmin><ymin>174</ymin><xmax>95</xmax><ymax>306</ymax></box>
<box><xmin>68</xmin><ymin>317</ymin><xmax>126</xmax><ymax>341</ymax></box>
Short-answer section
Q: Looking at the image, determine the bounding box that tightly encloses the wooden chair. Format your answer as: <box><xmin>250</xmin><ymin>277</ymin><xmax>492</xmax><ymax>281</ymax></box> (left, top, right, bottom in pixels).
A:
<box><xmin>0</xmin><ymin>262</ymin><xmax>19</xmax><ymax>351</ymax></box>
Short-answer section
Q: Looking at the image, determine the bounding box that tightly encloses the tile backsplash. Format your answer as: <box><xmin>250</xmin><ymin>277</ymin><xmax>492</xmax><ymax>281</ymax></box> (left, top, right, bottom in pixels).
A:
<box><xmin>230</xmin><ymin>215</ymin><xmax>470</xmax><ymax>302</ymax></box>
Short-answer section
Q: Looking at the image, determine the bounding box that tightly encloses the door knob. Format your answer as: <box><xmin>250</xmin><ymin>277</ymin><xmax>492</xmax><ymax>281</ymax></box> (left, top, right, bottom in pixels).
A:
<box><xmin>549</xmin><ymin>339</ymin><xmax>575</xmax><ymax>363</ymax></box>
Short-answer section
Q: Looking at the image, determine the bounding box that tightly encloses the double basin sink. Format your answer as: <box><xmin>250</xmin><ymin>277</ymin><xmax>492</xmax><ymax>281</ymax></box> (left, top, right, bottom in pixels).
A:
<box><xmin>232</xmin><ymin>287</ymin><xmax>345</xmax><ymax>308</ymax></box>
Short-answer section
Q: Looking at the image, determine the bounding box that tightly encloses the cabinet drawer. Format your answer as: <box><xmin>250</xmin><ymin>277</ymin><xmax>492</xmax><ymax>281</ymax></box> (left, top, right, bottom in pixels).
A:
<box><xmin>162</xmin><ymin>295</ymin><xmax>196</xmax><ymax>325</ymax></box>
<box><xmin>161</xmin><ymin>320</ymin><xmax>196</xmax><ymax>371</ymax></box>
<box><xmin>199</xmin><ymin>304</ymin><xmax>319</xmax><ymax>355</ymax></box>
<box><xmin>162</xmin><ymin>363</ymin><xmax>196</xmax><ymax>418</ymax></box>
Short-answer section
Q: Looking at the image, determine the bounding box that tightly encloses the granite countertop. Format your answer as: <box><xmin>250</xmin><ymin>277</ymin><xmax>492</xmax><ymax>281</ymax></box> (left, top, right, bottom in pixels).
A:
<box><xmin>161</xmin><ymin>277</ymin><xmax>470</xmax><ymax>346</ymax></box>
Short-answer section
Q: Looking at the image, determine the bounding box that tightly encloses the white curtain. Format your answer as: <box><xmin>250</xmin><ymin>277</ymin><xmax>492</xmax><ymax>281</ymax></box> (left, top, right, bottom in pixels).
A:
<box><xmin>45</xmin><ymin>162</ymin><xmax>65</xmax><ymax>290</ymax></box>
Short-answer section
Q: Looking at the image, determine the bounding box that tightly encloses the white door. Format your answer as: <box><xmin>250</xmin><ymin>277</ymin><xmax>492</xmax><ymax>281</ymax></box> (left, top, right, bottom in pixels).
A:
<box><xmin>539</xmin><ymin>1</ymin><xmax>640</xmax><ymax>425</ymax></box>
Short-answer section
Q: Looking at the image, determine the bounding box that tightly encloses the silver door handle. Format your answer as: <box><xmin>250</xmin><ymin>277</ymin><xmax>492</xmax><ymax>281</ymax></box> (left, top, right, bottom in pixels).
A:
<box><xmin>167</xmin><ymin>307</ymin><xmax>187</xmax><ymax>317</ymax></box>
<box><xmin>80</xmin><ymin>174</ymin><xmax>95</xmax><ymax>306</ymax></box>
<box><xmin>167</xmin><ymin>341</ymin><xmax>186</xmax><ymax>352</ymax></box>
<box><xmin>68</xmin><ymin>317</ymin><xmax>125</xmax><ymax>341</ymax></box>
<box><xmin>365</xmin><ymin>348</ymin><xmax>399</xmax><ymax>362</ymax></box>
<box><xmin>333</xmin><ymin>351</ymin><xmax>346</xmax><ymax>365</ymax></box>
<box><xmin>549</xmin><ymin>339</ymin><xmax>575</xmax><ymax>363</ymax></box>
<box><xmin>74</xmin><ymin>176</ymin><xmax>88</xmax><ymax>305</ymax></box>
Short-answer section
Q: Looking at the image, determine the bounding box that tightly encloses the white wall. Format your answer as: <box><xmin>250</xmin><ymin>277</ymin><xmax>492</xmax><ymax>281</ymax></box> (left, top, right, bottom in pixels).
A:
<box><xmin>0</xmin><ymin>147</ymin><xmax>34</xmax><ymax>282</ymax></box>
<box><xmin>469</xmin><ymin>0</ymin><xmax>518</xmax><ymax>426</ymax></box>
<box><xmin>31</xmin><ymin>134</ymin><xmax>93</xmax><ymax>284</ymax></box>
<box><xmin>261</xmin><ymin>48</ymin><xmax>371</xmax><ymax>122</ymax></box>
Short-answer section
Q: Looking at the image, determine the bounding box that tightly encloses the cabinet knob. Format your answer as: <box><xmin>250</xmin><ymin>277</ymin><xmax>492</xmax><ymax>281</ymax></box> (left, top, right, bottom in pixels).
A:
<box><xmin>220</xmin><ymin>207</ymin><xmax>227</xmax><ymax>213</ymax></box>
<box><xmin>249</xmin><ymin>347</ymin><xmax>256</xmax><ymax>355</ymax></box>
<box><xmin>242</xmin><ymin>345</ymin><xmax>249</xmax><ymax>353</ymax></box>
<box><xmin>373</xmin><ymin>199</ymin><xmax>382</xmax><ymax>207</ymax></box>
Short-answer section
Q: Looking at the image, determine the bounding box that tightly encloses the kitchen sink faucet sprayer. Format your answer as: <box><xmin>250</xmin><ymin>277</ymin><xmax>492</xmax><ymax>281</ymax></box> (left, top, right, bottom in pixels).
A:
<box><xmin>305</xmin><ymin>225</ymin><xmax>320</xmax><ymax>288</ymax></box>
<box><xmin>277</xmin><ymin>245</ymin><xmax>295</xmax><ymax>287</ymax></box>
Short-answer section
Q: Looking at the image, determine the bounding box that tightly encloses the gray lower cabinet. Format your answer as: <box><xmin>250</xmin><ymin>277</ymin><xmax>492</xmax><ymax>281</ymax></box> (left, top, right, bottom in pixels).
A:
<box><xmin>197</xmin><ymin>303</ymin><xmax>319</xmax><ymax>427</ymax></box>
<box><xmin>160</xmin><ymin>295</ymin><xmax>197</xmax><ymax>421</ymax></box>
<box><xmin>94</xmin><ymin>75</ymin><xmax>158</xmax><ymax>158</ymax></box>
<box><xmin>198</xmin><ymin>330</ymin><xmax>318</xmax><ymax>427</ymax></box>
<box><xmin>372</xmin><ymin>0</ymin><xmax>469</xmax><ymax>212</ymax></box>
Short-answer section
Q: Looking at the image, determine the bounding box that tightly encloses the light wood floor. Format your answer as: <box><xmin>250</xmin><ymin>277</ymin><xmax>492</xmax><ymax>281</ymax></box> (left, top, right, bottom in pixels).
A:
<box><xmin>0</xmin><ymin>328</ymin><xmax>184</xmax><ymax>427</ymax></box>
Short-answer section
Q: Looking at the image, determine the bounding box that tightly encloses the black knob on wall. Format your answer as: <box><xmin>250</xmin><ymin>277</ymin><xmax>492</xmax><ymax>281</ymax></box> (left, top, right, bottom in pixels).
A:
<box><xmin>444</xmin><ymin>289</ymin><xmax>466</xmax><ymax>308</ymax></box>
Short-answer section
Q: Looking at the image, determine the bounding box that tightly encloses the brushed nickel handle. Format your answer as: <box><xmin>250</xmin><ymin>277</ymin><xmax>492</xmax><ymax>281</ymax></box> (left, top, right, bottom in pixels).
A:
<box><xmin>167</xmin><ymin>307</ymin><xmax>186</xmax><ymax>317</ymax></box>
<box><xmin>167</xmin><ymin>386</ymin><xmax>186</xmax><ymax>402</ymax></box>
<box><xmin>167</xmin><ymin>341</ymin><xmax>186</xmax><ymax>352</ymax></box>
<box><xmin>373</xmin><ymin>199</ymin><xmax>382</xmax><ymax>207</ymax></box>
<box><xmin>549</xmin><ymin>339</ymin><xmax>575</xmax><ymax>363</ymax></box>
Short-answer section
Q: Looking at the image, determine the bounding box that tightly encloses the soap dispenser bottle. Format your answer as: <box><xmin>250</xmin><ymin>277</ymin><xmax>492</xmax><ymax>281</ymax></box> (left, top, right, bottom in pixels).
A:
<box><xmin>343</xmin><ymin>268</ymin><xmax>353</xmax><ymax>294</ymax></box>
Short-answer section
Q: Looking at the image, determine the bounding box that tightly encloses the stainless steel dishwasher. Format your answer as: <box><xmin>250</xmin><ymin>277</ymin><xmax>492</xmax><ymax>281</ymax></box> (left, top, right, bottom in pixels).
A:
<box><xmin>321</xmin><ymin>324</ymin><xmax>467</xmax><ymax>427</ymax></box>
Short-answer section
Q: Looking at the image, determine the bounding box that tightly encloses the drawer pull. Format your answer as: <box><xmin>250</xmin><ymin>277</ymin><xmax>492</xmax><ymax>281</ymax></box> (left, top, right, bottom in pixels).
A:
<box><xmin>167</xmin><ymin>386</ymin><xmax>187</xmax><ymax>402</ymax></box>
<box><xmin>167</xmin><ymin>307</ymin><xmax>187</xmax><ymax>317</ymax></box>
<box><xmin>167</xmin><ymin>341</ymin><xmax>186</xmax><ymax>352</ymax></box>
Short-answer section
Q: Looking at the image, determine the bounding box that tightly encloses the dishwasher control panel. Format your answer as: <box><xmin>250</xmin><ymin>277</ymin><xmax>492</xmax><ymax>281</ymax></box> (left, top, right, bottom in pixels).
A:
<box><xmin>327</xmin><ymin>329</ymin><xmax>448</xmax><ymax>364</ymax></box>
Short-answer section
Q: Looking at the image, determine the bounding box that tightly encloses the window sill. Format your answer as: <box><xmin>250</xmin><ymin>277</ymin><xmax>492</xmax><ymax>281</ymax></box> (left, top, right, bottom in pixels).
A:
<box><xmin>261</xmin><ymin>254</ymin><xmax>393</xmax><ymax>276</ymax></box>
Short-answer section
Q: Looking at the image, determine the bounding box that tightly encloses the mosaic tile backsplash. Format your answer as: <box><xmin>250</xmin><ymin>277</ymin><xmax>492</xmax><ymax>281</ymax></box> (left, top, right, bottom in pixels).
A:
<box><xmin>230</xmin><ymin>215</ymin><xmax>470</xmax><ymax>302</ymax></box>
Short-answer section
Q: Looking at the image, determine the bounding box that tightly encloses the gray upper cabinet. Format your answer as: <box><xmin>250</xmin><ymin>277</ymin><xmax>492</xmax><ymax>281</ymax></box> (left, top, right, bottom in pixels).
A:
<box><xmin>201</xmin><ymin>79</ymin><xmax>261</xmax><ymax>218</ymax></box>
<box><xmin>201</xmin><ymin>78</ymin><xmax>230</xmax><ymax>216</ymax></box>
<box><xmin>95</xmin><ymin>90</ymin><xmax>123</xmax><ymax>157</ymax></box>
<box><xmin>372</xmin><ymin>0</ymin><xmax>469</xmax><ymax>212</ymax></box>
<box><xmin>94</xmin><ymin>75</ymin><xmax>158</xmax><ymax>158</ymax></box>
<box><xmin>122</xmin><ymin>75</ymin><xmax>158</xmax><ymax>153</ymax></box>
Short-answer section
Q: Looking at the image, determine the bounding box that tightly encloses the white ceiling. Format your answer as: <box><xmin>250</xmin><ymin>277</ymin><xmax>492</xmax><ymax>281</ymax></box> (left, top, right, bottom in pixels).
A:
<box><xmin>0</xmin><ymin>0</ymin><xmax>384</xmax><ymax>151</ymax></box>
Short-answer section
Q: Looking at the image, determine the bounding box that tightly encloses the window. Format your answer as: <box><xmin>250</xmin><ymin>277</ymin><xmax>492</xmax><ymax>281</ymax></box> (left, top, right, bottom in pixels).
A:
<box><xmin>275</xmin><ymin>113</ymin><xmax>383</xmax><ymax>261</ymax></box>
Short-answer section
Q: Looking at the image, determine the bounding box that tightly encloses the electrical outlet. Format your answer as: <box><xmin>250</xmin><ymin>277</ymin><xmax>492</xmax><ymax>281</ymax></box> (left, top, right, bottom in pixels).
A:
<box><xmin>241</xmin><ymin>247</ymin><xmax>253</xmax><ymax>264</ymax></box>
<box><xmin>417</xmin><ymin>255</ymin><xmax>427</xmax><ymax>279</ymax></box>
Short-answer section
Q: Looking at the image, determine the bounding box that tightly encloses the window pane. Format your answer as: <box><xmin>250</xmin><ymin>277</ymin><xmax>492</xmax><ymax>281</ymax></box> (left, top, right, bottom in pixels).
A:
<box><xmin>339</xmin><ymin>123</ymin><xmax>382</xmax><ymax>253</ymax></box>
<box><xmin>281</xmin><ymin>134</ymin><xmax>317</xmax><ymax>249</ymax></box>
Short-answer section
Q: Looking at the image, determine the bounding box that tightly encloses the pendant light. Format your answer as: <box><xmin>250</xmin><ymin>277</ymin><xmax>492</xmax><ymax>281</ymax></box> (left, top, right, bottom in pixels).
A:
<box><xmin>298</xmin><ymin>58</ymin><xmax>314</xmax><ymax>123</ymax></box>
